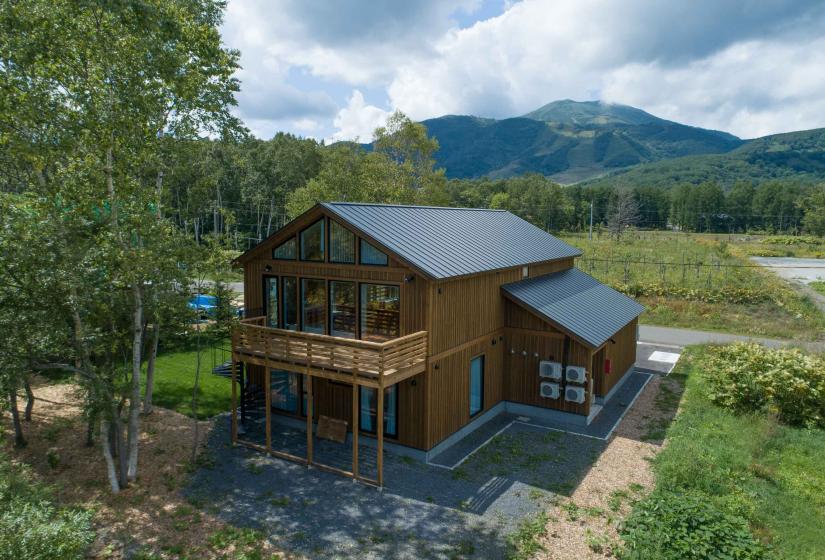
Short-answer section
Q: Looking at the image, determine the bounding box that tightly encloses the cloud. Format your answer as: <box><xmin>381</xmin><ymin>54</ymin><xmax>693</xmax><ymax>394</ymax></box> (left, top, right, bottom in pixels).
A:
<box><xmin>222</xmin><ymin>0</ymin><xmax>825</xmax><ymax>139</ymax></box>
<box><xmin>327</xmin><ymin>90</ymin><xmax>391</xmax><ymax>143</ymax></box>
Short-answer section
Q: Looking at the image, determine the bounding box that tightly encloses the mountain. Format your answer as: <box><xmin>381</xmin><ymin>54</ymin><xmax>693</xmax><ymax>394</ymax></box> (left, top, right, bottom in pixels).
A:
<box><xmin>581</xmin><ymin>127</ymin><xmax>825</xmax><ymax>189</ymax></box>
<box><xmin>421</xmin><ymin>100</ymin><xmax>744</xmax><ymax>183</ymax></box>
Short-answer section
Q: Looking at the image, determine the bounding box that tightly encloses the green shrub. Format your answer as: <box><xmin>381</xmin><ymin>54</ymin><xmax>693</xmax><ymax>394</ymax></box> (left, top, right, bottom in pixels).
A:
<box><xmin>615</xmin><ymin>283</ymin><xmax>770</xmax><ymax>304</ymax></box>
<box><xmin>703</xmin><ymin>343</ymin><xmax>825</xmax><ymax>428</ymax></box>
<box><xmin>619</xmin><ymin>491</ymin><xmax>768</xmax><ymax>560</ymax></box>
<box><xmin>0</xmin><ymin>452</ymin><xmax>94</xmax><ymax>560</ymax></box>
<box><xmin>762</xmin><ymin>235</ymin><xmax>823</xmax><ymax>246</ymax></box>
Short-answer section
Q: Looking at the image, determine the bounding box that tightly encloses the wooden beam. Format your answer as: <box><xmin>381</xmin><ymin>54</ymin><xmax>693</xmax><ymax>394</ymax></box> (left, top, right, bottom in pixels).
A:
<box><xmin>428</xmin><ymin>328</ymin><xmax>503</xmax><ymax>363</ymax></box>
<box><xmin>352</xmin><ymin>374</ymin><xmax>359</xmax><ymax>480</ymax></box>
<box><xmin>265</xmin><ymin>367</ymin><xmax>272</xmax><ymax>452</ymax></box>
<box><xmin>377</xmin><ymin>367</ymin><xmax>384</xmax><ymax>488</ymax></box>
<box><xmin>306</xmin><ymin>368</ymin><xmax>313</xmax><ymax>467</ymax></box>
<box><xmin>230</xmin><ymin>353</ymin><xmax>238</xmax><ymax>444</ymax></box>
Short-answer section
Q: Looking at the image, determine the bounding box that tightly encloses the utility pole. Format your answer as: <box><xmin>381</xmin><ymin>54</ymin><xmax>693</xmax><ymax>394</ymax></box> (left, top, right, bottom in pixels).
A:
<box><xmin>589</xmin><ymin>200</ymin><xmax>594</xmax><ymax>241</ymax></box>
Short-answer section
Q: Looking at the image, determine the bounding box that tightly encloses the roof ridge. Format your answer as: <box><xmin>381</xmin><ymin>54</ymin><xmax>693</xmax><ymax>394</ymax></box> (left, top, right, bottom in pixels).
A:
<box><xmin>324</xmin><ymin>201</ymin><xmax>507</xmax><ymax>212</ymax></box>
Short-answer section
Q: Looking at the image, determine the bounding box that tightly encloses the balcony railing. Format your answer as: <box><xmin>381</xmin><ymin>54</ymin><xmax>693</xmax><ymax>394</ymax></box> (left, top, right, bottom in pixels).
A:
<box><xmin>232</xmin><ymin>317</ymin><xmax>427</xmax><ymax>384</ymax></box>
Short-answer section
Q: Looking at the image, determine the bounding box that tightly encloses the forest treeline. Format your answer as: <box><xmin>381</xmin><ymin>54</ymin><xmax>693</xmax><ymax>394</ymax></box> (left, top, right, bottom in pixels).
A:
<box><xmin>109</xmin><ymin>114</ymin><xmax>825</xmax><ymax>248</ymax></box>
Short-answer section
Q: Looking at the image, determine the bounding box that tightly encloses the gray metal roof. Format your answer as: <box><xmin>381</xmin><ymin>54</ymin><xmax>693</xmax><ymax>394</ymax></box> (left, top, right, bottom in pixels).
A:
<box><xmin>502</xmin><ymin>268</ymin><xmax>645</xmax><ymax>347</ymax></box>
<box><xmin>321</xmin><ymin>202</ymin><xmax>582</xmax><ymax>279</ymax></box>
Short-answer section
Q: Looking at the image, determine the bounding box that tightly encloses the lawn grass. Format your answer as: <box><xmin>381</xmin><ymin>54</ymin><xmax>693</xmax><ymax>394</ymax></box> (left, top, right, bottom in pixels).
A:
<box><xmin>636</xmin><ymin>346</ymin><xmax>825</xmax><ymax>559</ymax></box>
<box><xmin>142</xmin><ymin>340</ymin><xmax>233</xmax><ymax>419</ymax></box>
<box><xmin>559</xmin><ymin>231</ymin><xmax>825</xmax><ymax>339</ymax></box>
<box><xmin>810</xmin><ymin>281</ymin><xmax>825</xmax><ymax>296</ymax></box>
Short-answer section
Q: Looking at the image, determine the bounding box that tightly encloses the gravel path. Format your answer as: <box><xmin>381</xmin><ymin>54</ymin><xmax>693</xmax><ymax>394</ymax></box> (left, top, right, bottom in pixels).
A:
<box><xmin>185</xmin><ymin>368</ymin><xmax>666</xmax><ymax>559</ymax></box>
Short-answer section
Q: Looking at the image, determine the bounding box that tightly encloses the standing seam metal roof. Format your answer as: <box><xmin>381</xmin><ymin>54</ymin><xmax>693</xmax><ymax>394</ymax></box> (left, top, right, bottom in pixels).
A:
<box><xmin>502</xmin><ymin>267</ymin><xmax>645</xmax><ymax>347</ymax></box>
<box><xmin>321</xmin><ymin>202</ymin><xmax>582</xmax><ymax>279</ymax></box>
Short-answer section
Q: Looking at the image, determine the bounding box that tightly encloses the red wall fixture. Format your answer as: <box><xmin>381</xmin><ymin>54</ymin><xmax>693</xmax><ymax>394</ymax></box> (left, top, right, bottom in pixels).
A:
<box><xmin>604</xmin><ymin>359</ymin><xmax>612</xmax><ymax>375</ymax></box>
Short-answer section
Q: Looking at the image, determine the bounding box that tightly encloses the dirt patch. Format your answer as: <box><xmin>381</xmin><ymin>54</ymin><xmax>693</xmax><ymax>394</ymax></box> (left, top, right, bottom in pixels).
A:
<box><xmin>537</xmin><ymin>375</ymin><xmax>684</xmax><ymax>559</ymax></box>
<box><xmin>2</xmin><ymin>380</ymin><xmax>285</xmax><ymax>559</ymax></box>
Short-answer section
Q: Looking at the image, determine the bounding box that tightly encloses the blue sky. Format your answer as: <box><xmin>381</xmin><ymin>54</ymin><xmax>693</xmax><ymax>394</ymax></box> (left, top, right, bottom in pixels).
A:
<box><xmin>220</xmin><ymin>0</ymin><xmax>825</xmax><ymax>142</ymax></box>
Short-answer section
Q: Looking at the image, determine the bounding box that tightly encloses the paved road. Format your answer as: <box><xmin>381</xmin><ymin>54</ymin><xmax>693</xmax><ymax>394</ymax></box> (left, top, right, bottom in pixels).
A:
<box><xmin>639</xmin><ymin>324</ymin><xmax>823</xmax><ymax>353</ymax></box>
<box><xmin>749</xmin><ymin>256</ymin><xmax>825</xmax><ymax>285</ymax></box>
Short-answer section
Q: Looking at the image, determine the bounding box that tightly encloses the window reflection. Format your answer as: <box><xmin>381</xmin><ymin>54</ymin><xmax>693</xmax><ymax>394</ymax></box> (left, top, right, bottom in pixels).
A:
<box><xmin>360</xmin><ymin>284</ymin><xmax>400</xmax><ymax>342</ymax></box>
<box><xmin>329</xmin><ymin>281</ymin><xmax>356</xmax><ymax>338</ymax></box>
<box><xmin>301</xmin><ymin>278</ymin><xmax>326</xmax><ymax>334</ymax></box>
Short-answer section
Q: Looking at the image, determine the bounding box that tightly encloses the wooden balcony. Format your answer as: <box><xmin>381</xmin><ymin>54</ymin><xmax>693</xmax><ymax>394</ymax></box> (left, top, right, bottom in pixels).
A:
<box><xmin>231</xmin><ymin>317</ymin><xmax>428</xmax><ymax>388</ymax></box>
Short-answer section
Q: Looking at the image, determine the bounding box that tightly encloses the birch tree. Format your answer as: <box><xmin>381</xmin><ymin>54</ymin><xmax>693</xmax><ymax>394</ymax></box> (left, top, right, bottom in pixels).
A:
<box><xmin>0</xmin><ymin>0</ymin><xmax>240</xmax><ymax>492</ymax></box>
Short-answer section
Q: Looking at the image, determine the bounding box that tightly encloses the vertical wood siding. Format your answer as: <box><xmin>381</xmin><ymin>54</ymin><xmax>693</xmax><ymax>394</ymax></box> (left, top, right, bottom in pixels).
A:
<box><xmin>594</xmin><ymin>318</ymin><xmax>638</xmax><ymax>397</ymax></box>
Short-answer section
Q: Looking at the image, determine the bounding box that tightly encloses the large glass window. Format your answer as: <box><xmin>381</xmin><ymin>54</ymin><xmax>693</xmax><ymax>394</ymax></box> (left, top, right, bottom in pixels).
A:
<box><xmin>300</xmin><ymin>219</ymin><xmax>325</xmax><ymax>261</ymax></box>
<box><xmin>271</xmin><ymin>370</ymin><xmax>299</xmax><ymax>413</ymax></box>
<box><xmin>360</xmin><ymin>284</ymin><xmax>400</xmax><ymax>342</ymax></box>
<box><xmin>330</xmin><ymin>221</ymin><xmax>355</xmax><ymax>264</ymax></box>
<box><xmin>359</xmin><ymin>239</ymin><xmax>388</xmax><ymax>266</ymax></box>
<box><xmin>272</xmin><ymin>237</ymin><xmax>296</xmax><ymax>260</ymax></box>
<box><xmin>301</xmin><ymin>278</ymin><xmax>326</xmax><ymax>334</ymax></box>
<box><xmin>282</xmin><ymin>276</ymin><xmax>298</xmax><ymax>331</ymax></box>
<box><xmin>329</xmin><ymin>281</ymin><xmax>356</xmax><ymax>338</ymax></box>
<box><xmin>264</xmin><ymin>276</ymin><xmax>278</xmax><ymax>328</ymax></box>
<box><xmin>359</xmin><ymin>385</ymin><xmax>397</xmax><ymax>437</ymax></box>
<box><xmin>470</xmin><ymin>355</ymin><xmax>484</xmax><ymax>417</ymax></box>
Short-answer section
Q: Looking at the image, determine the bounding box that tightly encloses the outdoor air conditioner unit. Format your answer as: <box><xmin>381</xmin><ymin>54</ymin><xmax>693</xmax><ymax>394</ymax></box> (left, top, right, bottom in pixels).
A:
<box><xmin>539</xmin><ymin>360</ymin><xmax>562</xmax><ymax>380</ymax></box>
<box><xmin>540</xmin><ymin>382</ymin><xmax>560</xmax><ymax>400</ymax></box>
<box><xmin>565</xmin><ymin>385</ymin><xmax>586</xmax><ymax>404</ymax></box>
<box><xmin>565</xmin><ymin>365</ymin><xmax>587</xmax><ymax>384</ymax></box>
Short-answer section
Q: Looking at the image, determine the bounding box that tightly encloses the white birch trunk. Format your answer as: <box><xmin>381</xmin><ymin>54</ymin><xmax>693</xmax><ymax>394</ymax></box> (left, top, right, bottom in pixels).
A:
<box><xmin>126</xmin><ymin>283</ymin><xmax>143</xmax><ymax>481</ymax></box>
<box><xmin>100</xmin><ymin>419</ymin><xmax>120</xmax><ymax>493</ymax></box>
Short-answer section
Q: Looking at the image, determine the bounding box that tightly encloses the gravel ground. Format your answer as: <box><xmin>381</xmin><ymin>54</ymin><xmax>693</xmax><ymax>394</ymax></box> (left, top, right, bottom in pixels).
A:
<box><xmin>185</xmin><ymin>371</ymin><xmax>666</xmax><ymax>560</ymax></box>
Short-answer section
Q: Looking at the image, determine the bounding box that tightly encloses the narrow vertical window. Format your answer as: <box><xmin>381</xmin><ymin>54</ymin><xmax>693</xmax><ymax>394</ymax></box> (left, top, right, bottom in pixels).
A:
<box><xmin>359</xmin><ymin>385</ymin><xmax>398</xmax><ymax>437</ymax></box>
<box><xmin>300</xmin><ymin>219</ymin><xmax>325</xmax><ymax>261</ymax></box>
<box><xmin>470</xmin><ymin>355</ymin><xmax>484</xmax><ymax>417</ymax></box>
<box><xmin>359</xmin><ymin>239</ymin><xmax>388</xmax><ymax>266</ymax></box>
<box><xmin>329</xmin><ymin>281</ymin><xmax>356</xmax><ymax>338</ymax></box>
<box><xmin>282</xmin><ymin>277</ymin><xmax>298</xmax><ymax>330</ymax></box>
<box><xmin>270</xmin><ymin>370</ymin><xmax>298</xmax><ymax>413</ymax></box>
<box><xmin>330</xmin><ymin>221</ymin><xmax>355</xmax><ymax>264</ymax></box>
<box><xmin>264</xmin><ymin>276</ymin><xmax>278</xmax><ymax>328</ymax></box>
<box><xmin>301</xmin><ymin>278</ymin><xmax>326</xmax><ymax>334</ymax></box>
<box><xmin>360</xmin><ymin>284</ymin><xmax>400</xmax><ymax>342</ymax></box>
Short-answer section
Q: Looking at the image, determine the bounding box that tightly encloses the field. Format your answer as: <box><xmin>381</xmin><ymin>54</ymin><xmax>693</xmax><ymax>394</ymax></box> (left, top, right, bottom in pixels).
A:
<box><xmin>559</xmin><ymin>231</ymin><xmax>825</xmax><ymax>340</ymax></box>
<box><xmin>143</xmin><ymin>340</ymin><xmax>233</xmax><ymax>419</ymax></box>
<box><xmin>626</xmin><ymin>346</ymin><xmax>825</xmax><ymax>559</ymax></box>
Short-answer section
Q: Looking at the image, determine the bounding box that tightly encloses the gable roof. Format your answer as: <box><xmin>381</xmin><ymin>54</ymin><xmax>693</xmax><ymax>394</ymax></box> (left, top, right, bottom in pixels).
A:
<box><xmin>319</xmin><ymin>202</ymin><xmax>581</xmax><ymax>279</ymax></box>
<box><xmin>502</xmin><ymin>268</ymin><xmax>645</xmax><ymax>348</ymax></box>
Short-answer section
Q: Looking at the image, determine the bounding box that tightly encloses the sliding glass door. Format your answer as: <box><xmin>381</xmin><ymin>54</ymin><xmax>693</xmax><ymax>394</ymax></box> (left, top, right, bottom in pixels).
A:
<box><xmin>329</xmin><ymin>281</ymin><xmax>356</xmax><ymax>338</ymax></box>
<box><xmin>359</xmin><ymin>385</ymin><xmax>397</xmax><ymax>437</ymax></box>
<box><xmin>270</xmin><ymin>369</ymin><xmax>299</xmax><ymax>413</ymax></box>
<box><xmin>264</xmin><ymin>276</ymin><xmax>278</xmax><ymax>328</ymax></box>
<box><xmin>360</xmin><ymin>284</ymin><xmax>400</xmax><ymax>342</ymax></box>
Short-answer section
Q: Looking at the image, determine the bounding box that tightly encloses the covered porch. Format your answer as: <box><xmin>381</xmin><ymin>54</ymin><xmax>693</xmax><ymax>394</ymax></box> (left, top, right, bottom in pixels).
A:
<box><xmin>230</xmin><ymin>316</ymin><xmax>428</xmax><ymax>487</ymax></box>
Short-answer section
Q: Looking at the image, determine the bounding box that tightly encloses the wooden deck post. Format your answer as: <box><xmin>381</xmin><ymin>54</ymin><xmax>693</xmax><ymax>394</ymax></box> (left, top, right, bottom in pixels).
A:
<box><xmin>265</xmin><ymin>367</ymin><xmax>272</xmax><ymax>452</ymax></box>
<box><xmin>230</xmin><ymin>353</ymin><xmax>238</xmax><ymax>444</ymax></box>
<box><xmin>306</xmin><ymin>369</ymin><xmax>313</xmax><ymax>467</ymax></box>
<box><xmin>377</xmin><ymin>378</ymin><xmax>384</xmax><ymax>488</ymax></box>
<box><xmin>352</xmin><ymin>378</ymin><xmax>359</xmax><ymax>480</ymax></box>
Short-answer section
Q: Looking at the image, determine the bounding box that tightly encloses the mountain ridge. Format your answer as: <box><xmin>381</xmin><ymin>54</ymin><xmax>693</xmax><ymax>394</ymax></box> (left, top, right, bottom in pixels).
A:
<box><xmin>421</xmin><ymin>100</ymin><xmax>746</xmax><ymax>183</ymax></box>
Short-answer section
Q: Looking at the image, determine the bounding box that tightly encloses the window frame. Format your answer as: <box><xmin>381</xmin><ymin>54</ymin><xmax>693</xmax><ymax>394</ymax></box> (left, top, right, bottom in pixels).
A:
<box><xmin>300</xmin><ymin>277</ymin><xmax>327</xmax><ymax>334</ymax></box>
<box><xmin>263</xmin><ymin>275</ymin><xmax>279</xmax><ymax>328</ymax></box>
<box><xmin>359</xmin><ymin>282</ymin><xmax>401</xmax><ymax>342</ymax></box>
<box><xmin>299</xmin><ymin>219</ymin><xmax>326</xmax><ymax>262</ymax></box>
<box><xmin>328</xmin><ymin>219</ymin><xmax>357</xmax><ymax>264</ymax></box>
<box><xmin>272</xmin><ymin>236</ymin><xmax>297</xmax><ymax>260</ymax></box>
<box><xmin>328</xmin><ymin>280</ymin><xmax>357</xmax><ymax>338</ymax></box>
<box><xmin>358</xmin><ymin>385</ymin><xmax>399</xmax><ymax>438</ymax></box>
<box><xmin>358</xmin><ymin>238</ymin><xmax>389</xmax><ymax>267</ymax></box>
<box><xmin>469</xmin><ymin>354</ymin><xmax>485</xmax><ymax>418</ymax></box>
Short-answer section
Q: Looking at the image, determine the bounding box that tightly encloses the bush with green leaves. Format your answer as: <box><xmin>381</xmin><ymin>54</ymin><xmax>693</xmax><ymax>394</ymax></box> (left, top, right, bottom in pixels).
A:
<box><xmin>619</xmin><ymin>491</ymin><xmax>768</xmax><ymax>560</ymax></box>
<box><xmin>702</xmin><ymin>343</ymin><xmax>825</xmax><ymax>427</ymax></box>
<box><xmin>0</xmin><ymin>451</ymin><xmax>93</xmax><ymax>560</ymax></box>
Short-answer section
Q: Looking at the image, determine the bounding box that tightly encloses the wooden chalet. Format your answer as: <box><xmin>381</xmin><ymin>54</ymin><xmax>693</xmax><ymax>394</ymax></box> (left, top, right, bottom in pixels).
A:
<box><xmin>231</xmin><ymin>202</ymin><xmax>644</xmax><ymax>486</ymax></box>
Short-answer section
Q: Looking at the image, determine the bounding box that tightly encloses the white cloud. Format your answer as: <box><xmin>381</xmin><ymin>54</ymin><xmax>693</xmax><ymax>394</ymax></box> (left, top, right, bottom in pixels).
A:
<box><xmin>328</xmin><ymin>91</ymin><xmax>392</xmax><ymax>143</ymax></box>
<box><xmin>222</xmin><ymin>0</ymin><xmax>825</xmax><ymax>139</ymax></box>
